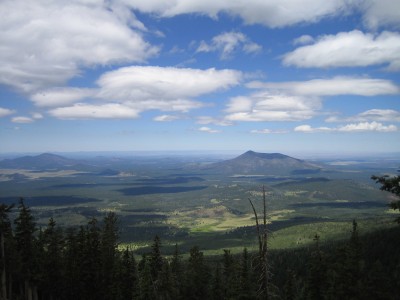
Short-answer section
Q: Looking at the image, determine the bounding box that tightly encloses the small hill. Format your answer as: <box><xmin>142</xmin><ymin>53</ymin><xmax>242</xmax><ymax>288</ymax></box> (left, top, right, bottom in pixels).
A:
<box><xmin>0</xmin><ymin>153</ymin><xmax>82</xmax><ymax>170</ymax></box>
<box><xmin>205</xmin><ymin>150</ymin><xmax>321</xmax><ymax>175</ymax></box>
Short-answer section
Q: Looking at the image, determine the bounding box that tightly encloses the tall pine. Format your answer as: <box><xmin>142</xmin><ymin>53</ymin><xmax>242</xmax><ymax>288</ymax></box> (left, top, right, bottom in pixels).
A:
<box><xmin>14</xmin><ymin>198</ymin><xmax>37</xmax><ymax>300</ymax></box>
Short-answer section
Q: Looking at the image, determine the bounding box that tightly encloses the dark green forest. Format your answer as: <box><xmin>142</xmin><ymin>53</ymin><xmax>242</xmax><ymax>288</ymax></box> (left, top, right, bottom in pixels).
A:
<box><xmin>1</xmin><ymin>196</ymin><xmax>400</xmax><ymax>300</ymax></box>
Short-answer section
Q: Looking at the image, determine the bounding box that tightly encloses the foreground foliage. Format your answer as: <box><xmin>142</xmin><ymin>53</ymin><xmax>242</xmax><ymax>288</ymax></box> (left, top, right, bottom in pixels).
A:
<box><xmin>0</xmin><ymin>198</ymin><xmax>399</xmax><ymax>300</ymax></box>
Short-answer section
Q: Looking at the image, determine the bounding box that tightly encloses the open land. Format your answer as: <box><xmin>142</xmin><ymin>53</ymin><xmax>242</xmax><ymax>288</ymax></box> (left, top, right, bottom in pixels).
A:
<box><xmin>0</xmin><ymin>152</ymin><xmax>398</xmax><ymax>255</ymax></box>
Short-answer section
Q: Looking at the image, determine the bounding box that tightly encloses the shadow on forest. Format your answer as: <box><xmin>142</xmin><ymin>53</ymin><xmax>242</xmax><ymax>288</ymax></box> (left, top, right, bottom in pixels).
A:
<box><xmin>290</xmin><ymin>201</ymin><xmax>385</xmax><ymax>209</ymax></box>
<box><xmin>118</xmin><ymin>185</ymin><xmax>208</xmax><ymax>196</ymax></box>
<box><xmin>0</xmin><ymin>196</ymin><xmax>100</xmax><ymax>206</ymax></box>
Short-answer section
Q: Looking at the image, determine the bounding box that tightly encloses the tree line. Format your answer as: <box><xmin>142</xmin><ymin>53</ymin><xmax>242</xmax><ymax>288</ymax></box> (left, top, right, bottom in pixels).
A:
<box><xmin>1</xmin><ymin>196</ymin><xmax>399</xmax><ymax>300</ymax></box>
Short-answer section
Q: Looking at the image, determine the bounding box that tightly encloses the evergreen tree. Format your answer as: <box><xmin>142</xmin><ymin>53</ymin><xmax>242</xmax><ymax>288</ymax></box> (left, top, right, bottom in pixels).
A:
<box><xmin>149</xmin><ymin>235</ymin><xmax>164</xmax><ymax>280</ymax></box>
<box><xmin>101</xmin><ymin>212</ymin><xmax>119</xmax><ymax>300</ymax></box>
<box><xmin>113</xmin><ymin>248</ymin><xmax>138</xmax><ymax>300</ymax></box>
<box><xmin>156</xmin><ymin>261</ymin><xmax>176</xmax><ymax>300</ymax></box>
<box><xmin>306</xmin><ymin>234</ymin><xmax>327</xmax><ymax>300</ymax></box>
<box><xmin>211</xmin><ymin>264</ymin><xmax>224</xmax><ymax>300</ymax></box>
<box><xmin>283</xmin><ymin>269</ymin><xmax>304</xmax><ymax>300</ymax></box>
<box><xmin>14</xmin><ymin>198</ymin><xmax>37</xmax><ymax>300</ymax></box>
<box><xmin>184</xmin><ymin>246</ymin><xmax>210</xmax><ymax>300</ymax></box>
<box><xmin>237</xmin><ymin>248</ymin><xmax>255</xmax><ymax>300</ymax></box>
<box><xmin>347</xmin><ymin>220</ymin><xmax>364</xmax><ymax>299</ymax></box>
<box><xmin>139</xmin><ymin>261</ymin><xmax>156</xmax><ymax>300</ymax></box>
<box><xmin>325</xmin><ymin>222</ymin><xmax>365</xmax><ymax>300</ymax></box>
<box><xmin>40</xmin><ymin>218</ymin><xmax>65</xmax><ymax>300</ymax></box>
<box><xmin>222</xmin><ymin>249</ymin><xmax>237</xmax><ymax>299</ymax></box>
<box><xmin>63</xmin><ymin>226</ymin><xmax>86</xmax><ymax>299</ymax></box>
<box><xmin>170</xmin><ymin>244</ymin><xmax>184</xmax><ymax>299</ymax></box>
<box><xmin>363</xmin><ymin>260</ymin><xmax>391</xmax><ymax>300</ymax></box>
<box><xmin>81</xmin><ymin>218</ymin><xmax>102</xmax><ymax>300</ymax></box>
<box><xmin>0</xmin><ymin>203</ymin><xmax>14</xmax><ymax>300</ymax></box>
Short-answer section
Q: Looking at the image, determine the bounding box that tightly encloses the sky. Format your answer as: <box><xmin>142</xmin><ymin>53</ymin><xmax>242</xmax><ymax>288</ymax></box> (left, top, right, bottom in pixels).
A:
<box><xmin>0</xmin><ymin>0</ymin><xmax>400</xmax><ymax>155</ymax></box>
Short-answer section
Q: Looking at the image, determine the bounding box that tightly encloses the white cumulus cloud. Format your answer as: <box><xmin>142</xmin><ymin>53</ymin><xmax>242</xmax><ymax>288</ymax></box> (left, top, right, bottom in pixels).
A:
<box><xmin>293</xmin><ymin>35</ymin><xmax>315</xmax><ymax>45</ymax></box>
<box><xmin>11</xmin><ymin>116</ymin><xmax>35</xmax><ymax>124</ymax></box>
<box><xmin>248</xmin><ymin>77</ymin><xmax>400</xmax><ymax>96</ymax></box>
<box><xmin>250</xmin><ymin>128</ymin><xmax>288</xmax><ymax>134</ymax></box>
<box><xmin>0</xmin><ymin>108</ymin><xmax>15</xmax><ymax>117</ymax></box>
<box><xmin>338</xmin><ymin>121</ymin><xmax>397</xmax><ymax>132</ymax></box>
<box><xmin>31</xmin><ymin>88</ymin><xmax>96</xmax><ymax>107</ymax></box>
<box><xmin>295</xmin><ymin>121</ymin><xmax>398</xmax><ymax>133</ymax></box>
<box><xmin>294</xmin><ymin>125</ymin><xmax>333</xmax><ymax>133</ymax></box>
<box><xmin>31</xmin><ymin>112</ymin><xmax>43</xmax><ymax>119</ymax></box>
<box><xmin>124</xmin><ymin>0</ymin><xmax>350</xmax><ymax>28</ymax></box>
<box><xmin>0</xmin><ymin>0</ymin><xmax>158</xmax><ymax>92</ymax></box>
<box><xmin>326</xmin><ymin>109</ymin><xmax>400</xmax><ymax>123</ymax></box>
<box><xmin>198</xmin><ymin>126</ymin><xmax>221</xmax><ymax>133</ymax></box>
<box><xmin>153</xmin><ymin>115</ymin><xmax>181</xmax><ymax>122</ymax></box>
<box><xmin>196</xmin><ymin>116</ymin><xmax>232</xmax><ymax>126</ymax></box>
<box><xmin>36</xmin><ymin>66</ymin><xmax>241</xmax><ymax>119</ymax></box>
<box><xmin>225</xmin><ymin>92</ymin><xmax>321</xmax><ymax>122</ymax></box>
<box><xmin>283</xmin><ymin>30</ymin><xmax>400</xmax><ymax>70</ymax></box>
<box><xmin>48</xmin><ymin>103</ymin><xmax>140</xmax><ymax>120</ymax></box>
<box><xmin>197</xmin><ymin>31</ymin><xmax>261</xmax><ymax>59</ymax></box>
<box><xmin>97</xmin><ymin>66</ymin><xmax>241</xmax><ymax>102</ymax></box>
<box><xmin>360</xmin><ymin>0</ymin><xmax>400</xmax><ymax>29</ymax></box>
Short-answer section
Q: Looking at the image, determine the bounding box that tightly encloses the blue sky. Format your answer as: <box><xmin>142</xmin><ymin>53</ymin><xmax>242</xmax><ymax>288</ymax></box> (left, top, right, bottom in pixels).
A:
<box><xmin>1</xmin><ymin>0</ymin><xmax>399</xmax><ymax>155</ymax></box>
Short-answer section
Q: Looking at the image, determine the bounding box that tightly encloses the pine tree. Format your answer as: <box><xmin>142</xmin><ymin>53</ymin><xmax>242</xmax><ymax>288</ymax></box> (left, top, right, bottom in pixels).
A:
<box><xmin>306</xmin><ymin>234</ymin><xmax>327</xmax><ymax>300</ymax></box>
<box><xmin>113</xmin><ymin>248</ymin><xmax>138</xmax><ymax>300</ymax></box>
<box><xmin>211</xmin><ymin>264</ymin><xmax>224</xmax><ymax>300</ymax></box>
<box><xmin>0</xmin><ymin>203</ymin><xmax>14</xmax><ymax>300</ymax></box>
<box><xmin>222</xmin><ymin>249</ymin><xmax>237</xmax><ymax>299</ymax></box>
<box><xmin>101</xmin><ymin>212</ymin><xmax>119</xmax><ymax>300</ymax></box>
<box><xmin>184</xmin><ymin>246</ymin><xmax>210</xmax><ymax>300</ymax></box>
<box><xmin>63</xmin><ymin>226</ymin><xmax>86</xmax><ymax>299</ymax></box>
<box><xmin>14</xmin><ymin>198</ymin><xmax>37</xmax><ymax>300</ymax></box>
<box><xmin>81</xmin><ymin>218</ymin><xmax>102</xmax><ymax>300</ymax></box>
<box><xmin>149</xmin><ymin>235</ymin><xmax>164</xmax><ymax>280</ymax></box>
<box><xmin>156</xmin><ymin>262</ymin><xmax>176</xmax><ymax>300</ymax></box>
<box><xmin>325</xmin><ymin>222</ymin><xmax>365</xmax><ymax>300</ymax></box>
<box><xmin>40</xmin><ymin>218</ymin><xmax>65</xmax><ymax>300</ymax></box>
<box><xmin>139</xmin><ymin>261</ymin><xmax>156</xmax><ymax>300</ymax></box>
<box><xmin>283</xmin><ymin>269</ymin><xmax>302</xmax><ymax>300</ymax></box>
<box><xmin>170</xmin><ymin>244</ymin><xmax>183</xmax><ymax>299</ymax></box>
<box><xmin>237</xmin><ymin>248</ymin><xmax>255</xmax><ymax>300</ymax></box>
<box><xmin>363</xmin><ymin>260</ymin><xmax>391</xmax><ymax>300</ymax></box>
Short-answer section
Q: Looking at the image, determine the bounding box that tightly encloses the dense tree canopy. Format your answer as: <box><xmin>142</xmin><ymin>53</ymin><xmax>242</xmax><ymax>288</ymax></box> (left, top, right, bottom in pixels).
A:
<box><xmin>0</xmin><ymin>198</ymin><xmax>399</xmax><ymax>299</ymax></box>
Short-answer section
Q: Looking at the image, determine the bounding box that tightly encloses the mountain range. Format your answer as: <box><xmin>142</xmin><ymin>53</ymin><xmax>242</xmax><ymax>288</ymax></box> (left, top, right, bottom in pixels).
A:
<box><xmin>0</xmin><ymin>153</ymin><xmax>81</xmax><ymax>170</ymax></box>
<box><xmin>0</xmin><ymin>151</ymin><xmax>322</xmax><ymax>176</ymax></box>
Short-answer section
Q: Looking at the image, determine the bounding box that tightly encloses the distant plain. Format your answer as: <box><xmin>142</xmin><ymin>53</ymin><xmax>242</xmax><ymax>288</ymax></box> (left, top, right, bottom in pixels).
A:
<box><xmin>0</xmin><ymin>151</ymin><xmax>398</xmax><ymax>254</ymax></box>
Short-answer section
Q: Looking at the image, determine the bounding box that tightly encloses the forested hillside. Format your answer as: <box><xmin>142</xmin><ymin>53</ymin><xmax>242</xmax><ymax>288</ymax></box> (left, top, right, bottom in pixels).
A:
<box><xmin>1</xmin><ymin>198</ymin><xmax>399</xmax><ymax>300</ymax></box>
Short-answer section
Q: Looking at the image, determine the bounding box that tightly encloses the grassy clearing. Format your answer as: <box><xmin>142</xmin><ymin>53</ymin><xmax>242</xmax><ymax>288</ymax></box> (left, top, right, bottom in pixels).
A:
<box><xmin>120</xmin><ymin>216</ymin><xmax>397</xmax><ymax>257</ymax></box>
<box><xmin>167</xmin><ymin>206</ymin><xmax>296</xmax><ymax>234</ymax></box>
<box><xmin>269</xmin><ymin>218</ymin><xmax>396</xmax><ymax>249</ymax></box>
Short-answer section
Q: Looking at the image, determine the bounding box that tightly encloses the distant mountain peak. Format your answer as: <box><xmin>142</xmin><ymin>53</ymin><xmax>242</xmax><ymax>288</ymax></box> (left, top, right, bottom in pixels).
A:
<box><xmin>0</xmin><ymin>152</ymin><xmax>79</xmax><ymax>170</ymax></box>
<box><xmin>205</xmin><ymin>150</ymin><xmax>320</xmax><ymax>175</ymax></box>
<box><xmin>36</xmin><ymin>153</ymin><xmax>67</xmax><ymax>159</ymax></box>
<box><xmin>240</xmin><ymin>151</ymin><xmax>293</xmax><ymax>160</ymax></box>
